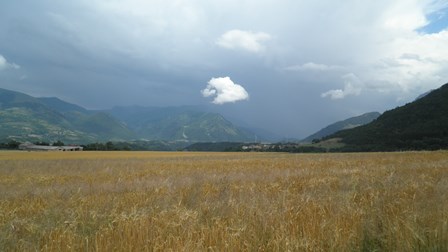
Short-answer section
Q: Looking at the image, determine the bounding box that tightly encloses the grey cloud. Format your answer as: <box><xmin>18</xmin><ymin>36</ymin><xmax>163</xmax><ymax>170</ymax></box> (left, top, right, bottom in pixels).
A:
<box><xmin>321</xmin><ymin>73</ymin><xmax>363</xmax><ymax>100</ymax></box>
<box><xmin>0</xmin><ymin>54</ymin><xmax>20</xmax><ymax>70</ymax></box>
<box><xmin>285</xmin><ymin>62</ymin><xmax>341</xmax><ymax>71</ymax></box>
<box><xmin>0</xmin><ymin>1</ymin><xmax>447</xmax><ymax>138</ymax></box>
<box><xmin>216</xmin><ymin>30</ymin><xmax>271</xmax><ymax>53</ymax></box>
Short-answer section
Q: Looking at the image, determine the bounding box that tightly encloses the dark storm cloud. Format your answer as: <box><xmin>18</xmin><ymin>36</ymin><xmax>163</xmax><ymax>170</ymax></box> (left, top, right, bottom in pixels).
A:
<box><xmin>1</xmin><ymin>0</ymin><xmax>447</xmax><ymax>138</ymax></box>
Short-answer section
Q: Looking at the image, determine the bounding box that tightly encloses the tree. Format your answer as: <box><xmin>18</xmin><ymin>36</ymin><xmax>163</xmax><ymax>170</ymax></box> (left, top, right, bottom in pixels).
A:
<box><xmin>53</xmin><ymin>140</ymin><xmax>65</xmax><ymax>146</ymax></box>
<box><xmin>8</xmin><ymin>140</ymin><xmax>20</xmax><ymax>149</ymax></box>
<box><xmin>106</xmin><ymin>141</ymin><xmax>115</xmax><ymax>151</ymax></box>
<box><xmin>34</xmin><ymin>141</ymin><xmax>50</xmax><ymax>146</ymax></box>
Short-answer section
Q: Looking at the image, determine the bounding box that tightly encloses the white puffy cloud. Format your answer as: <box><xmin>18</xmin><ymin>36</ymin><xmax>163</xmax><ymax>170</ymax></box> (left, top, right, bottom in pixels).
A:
<box><xmin>201</xmin><ymin>77</ymin><xmax>249</xmax><ymax>104</ymax></box>
<box><xmin>321</xmin><ymin>73</ymin><xmax>362</xmax><ymax>100</ymax></box>
<box><xmin>0</xmin><ymin>54</ymin><xmax>20</xmax><ymax>70</ymax></box>
<box><xmin>216</xmin><ymin>30</ymin><xmax>271</xmax><ymax>53</ymax></box>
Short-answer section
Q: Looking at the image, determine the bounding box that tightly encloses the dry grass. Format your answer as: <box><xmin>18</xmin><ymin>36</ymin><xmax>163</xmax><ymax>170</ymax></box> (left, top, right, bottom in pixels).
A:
<box><xmin>0</xmin><ymin>151</ymin><xmax>447</xmax><ymax>251</ymax></box>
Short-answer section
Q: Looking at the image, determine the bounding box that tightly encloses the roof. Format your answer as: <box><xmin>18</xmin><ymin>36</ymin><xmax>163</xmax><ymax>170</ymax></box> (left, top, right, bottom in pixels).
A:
<box><xmin>19</xmin><ymin>143</ymin><xmax>83</xmax><ymax>151</ymax></box>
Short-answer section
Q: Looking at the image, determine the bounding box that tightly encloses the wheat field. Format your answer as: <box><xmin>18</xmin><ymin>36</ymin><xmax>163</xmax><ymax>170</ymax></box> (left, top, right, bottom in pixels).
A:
<box><xmin>0</xmin><ymin>151</ymin><xmax>447</xmax><ymax>251</ymax></box>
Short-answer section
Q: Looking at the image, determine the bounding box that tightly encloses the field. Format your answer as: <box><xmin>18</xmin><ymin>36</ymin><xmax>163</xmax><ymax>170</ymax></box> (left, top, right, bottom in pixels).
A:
<box><xmin>1</xmin><ymin>151</ymin><xmax>447</xmax><ymax>251</ymax></box>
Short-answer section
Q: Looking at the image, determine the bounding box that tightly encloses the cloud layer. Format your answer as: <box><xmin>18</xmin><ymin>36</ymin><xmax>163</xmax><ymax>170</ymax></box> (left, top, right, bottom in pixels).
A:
<box><xmin>216</xmin><ymin>30</ymin><xmax>271</xmax><ymax>53</ymax></box>
<box><xmin>285</xmin><ymin>62</ymin><xmax>340</xmax><ymax>71</ymax></box>
<box><xmin>201</xmin><ymin>77</ymin><xmax>249</xmax><ymax>104</ymax></box>
<box><xmin>0</xmin><ymin>1</ymin><xmax>447</xmax><ymax>137</ymax></box>
<box><xmin>321</xmin><ymin>73</ymin><xmax>362</xmax><ymax>100</ymax></box>
<box><xmin>0</xmin><ymin>54</ymin><xmax>20</xmax><ymax>70</ymax></box>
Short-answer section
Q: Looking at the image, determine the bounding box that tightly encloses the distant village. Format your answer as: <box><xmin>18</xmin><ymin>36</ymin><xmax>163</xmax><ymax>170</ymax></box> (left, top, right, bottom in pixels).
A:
<box><xmin>241</xmin><ymin>143</ymin><xmax>318</xmax><ymax>152</ymax></box>
<box><xmin>0</xmin><ymin>139</ymin><xmax>330</xmax><ymax>153</ymax></box>
<box><xmin>18</xmin><ymin>142</ymin><xmax>84</xmax><ymax>152</ymax></box>
<box><xmin>241</xmin><ymin>143</ymin><xmax>298</xmax><ymax>151</ymax></box>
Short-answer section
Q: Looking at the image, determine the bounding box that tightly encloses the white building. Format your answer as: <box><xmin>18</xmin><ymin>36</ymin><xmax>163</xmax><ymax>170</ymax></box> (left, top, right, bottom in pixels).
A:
<box><xmin>19</xmin><ymin>143</ymin><xmax>83</xmax><ymax>151</ymax></box>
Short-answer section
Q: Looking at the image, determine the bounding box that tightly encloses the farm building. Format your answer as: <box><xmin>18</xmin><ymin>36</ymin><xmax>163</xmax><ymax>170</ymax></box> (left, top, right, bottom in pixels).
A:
<box><xmin>19</xmin><ymin>143</ymin><xmax>83</xmax><ymax>151</ymax></box>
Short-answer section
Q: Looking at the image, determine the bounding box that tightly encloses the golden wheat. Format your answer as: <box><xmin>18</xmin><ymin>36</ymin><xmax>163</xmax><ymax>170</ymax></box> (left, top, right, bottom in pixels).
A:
<box><xmin>0</xmin><ymin>151</ymin><xmax>447</xmax><ymax>251</ymax></box>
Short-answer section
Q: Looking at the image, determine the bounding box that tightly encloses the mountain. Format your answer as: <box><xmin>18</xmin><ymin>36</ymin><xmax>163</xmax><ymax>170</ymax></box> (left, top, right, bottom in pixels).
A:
<box><xmin>0</xmin><ymin>88</ymin><xmax>135</xmax><ymax>143</ymax></box>
<box><xmin>38</xmin><ymin>97</ymin><xmax>135</xmax><ymax>141</ymax></box>
<box><xmin>107</xmin><ymin>106</ymin><xmax>256</xmax><ymax>142</ymax></box>
<box><xmin>38</xmin><ymin>97</ymin><xmax>89</xmax><ymax>114</ymax></box>
<box><xmin>0</xmin><ymin>88</ymin><xmax>84</xmax><ymax>143</ymax></box>
<box><xmin>327</xmin><ymin>83</ymin><xmax>448</xmax><ymax>151</ymax></box>
<box><xmin>301</xmin><ymin>112</ymin><xmax>381</xmax><ymax>143</ymax></box>
<box><xmin>0</xmin><ymin>88</ymin><xmax>256</xmax><ymax>144</ymax></box>
<box><xmin>414</xmin><ymin>89</ymin><xmax>434</xmax><ymax>101</ymax></box>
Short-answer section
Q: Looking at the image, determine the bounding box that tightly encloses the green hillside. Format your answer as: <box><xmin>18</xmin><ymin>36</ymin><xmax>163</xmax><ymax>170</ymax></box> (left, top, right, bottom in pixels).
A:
<box><xmin>0</xmin><ymin>88</ymin><xmax>256</xmax><ymax>144</ymax></box>
<box><xmin>108</xmin><ymin>107</ymin><xmax>255</xmax><ymax>142</ymax></box>
<box><xmin>0</xmin><ymin>88</ymin><xmax>134</xmax><ymax>143</ymax></box>
<box><xmin>302</xmin><ymin>112</ymin><xmax>380</xmax><ymax>143</ymax></box>
<box><xmin>0</xmin><ymin>107</ymin><xmax>89</xmax><ymax>143</ymax></box>
<box><xmin>38</xmin><ymin>97</ymin><xmax>89</xmax><ymax>114</ymax></box>
<box><xmin>68</xmin><ymin>112</ymin><xmax>136</xmax><ymax>141</ymax></box>
<box><xmin>0</xmin><ymin>88</ymin><xmax>86</xmax><ymax>143</ymax></box>
<box><xmin>328</xmin><ymin>83</ymin><xmax>448</xmax><ymax>151</ymax></box>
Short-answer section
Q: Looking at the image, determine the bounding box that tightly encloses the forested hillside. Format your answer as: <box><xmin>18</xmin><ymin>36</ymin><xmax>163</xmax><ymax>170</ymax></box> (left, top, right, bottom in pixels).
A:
<box><xmin>328</xmin><ymin>83</ymin><xmax>448</xmax><ymax>151</ymax></box>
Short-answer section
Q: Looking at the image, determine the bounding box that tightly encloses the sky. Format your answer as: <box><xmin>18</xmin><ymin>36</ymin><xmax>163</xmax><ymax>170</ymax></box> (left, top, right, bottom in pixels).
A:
<box><xmin>1</xmin><ymin>0</ymin><xmax>448</xmax><ymax>139</ymax></box>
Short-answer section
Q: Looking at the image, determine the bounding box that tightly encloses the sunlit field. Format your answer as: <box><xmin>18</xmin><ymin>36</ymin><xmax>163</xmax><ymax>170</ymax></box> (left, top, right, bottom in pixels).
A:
<box><xmin>1</xmin><ymin>151</ymin><xmax>447</xmax><ymax>251</ymax></box>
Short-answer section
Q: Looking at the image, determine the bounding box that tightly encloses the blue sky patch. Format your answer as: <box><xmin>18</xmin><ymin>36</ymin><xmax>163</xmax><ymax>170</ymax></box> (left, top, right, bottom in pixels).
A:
<box><xmin>419</xmin><ymin>7</ymin><xmax>448</xmax><ymax>33</ymax></box>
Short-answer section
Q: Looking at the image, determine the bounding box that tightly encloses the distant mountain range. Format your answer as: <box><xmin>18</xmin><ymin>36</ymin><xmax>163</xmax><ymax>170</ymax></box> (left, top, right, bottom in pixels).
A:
<box><xmin>326</xmin><ymin>83</ymin><xmax>448</xmax><ymax>151</ymax></box>
<box><xmin>3</xmin><ymin>82</ymin><xmax>447</xmax><ymax>152</ymax></box>
<box><xmin>0</xmin><ymin>88</ymin><xmax>256</xmax><ymax>144</ymax></box>
<box><xmin>301</xmin><ymin>112</ymin><xmax>381</xmax><ymax>143</ymax></box>
<box><xmin>106</xmin><ymin>106</ymin><xmax>255</xmax><ymax>142</ymax></box>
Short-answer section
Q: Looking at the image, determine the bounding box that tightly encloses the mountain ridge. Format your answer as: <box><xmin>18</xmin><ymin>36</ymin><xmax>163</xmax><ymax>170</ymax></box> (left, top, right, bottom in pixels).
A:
<box><xmin>106</xmin><ymin>106</ymin><xmax>256</xmax><ymax>142</ymax></box>
<box><xmin>301</xmin><ymin>112</ymin><xmax>381</xmax><ymax>143</ymax></box>
<box><xmin>326</xmin><ymin>82</ymin><xmax>448</xmax><ymax>151</ymax></box>
<box><xmin>0</xmin><ymin>88</ymin><xmax>257</xmax><ymax>144</ymax></box>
